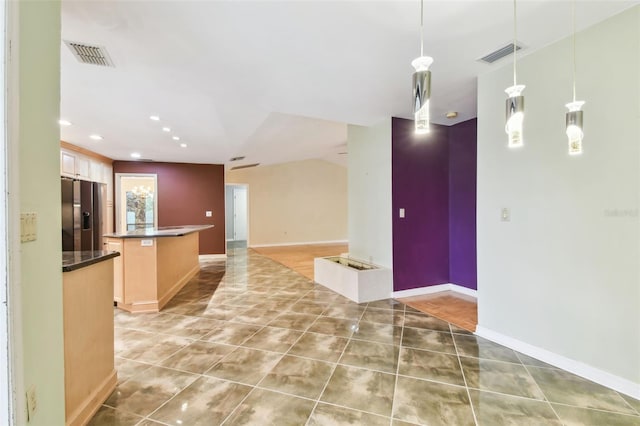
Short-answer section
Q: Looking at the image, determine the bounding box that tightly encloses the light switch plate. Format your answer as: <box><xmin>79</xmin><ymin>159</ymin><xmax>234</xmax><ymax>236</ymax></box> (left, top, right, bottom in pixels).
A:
<box><xmin>26</xmin><ymin>385</ymin><xmax>37</xmax><ymax>421</ymax></box>
<box><xmin>205</xmin><ymin>211</ymin><xmax>212</xmax><ymax>217</ymax></box>
<box><xmin>399</xmin><ymin>208</ymin><xmax>405</xmax><ymax>218</ymax></box>
<box><xmin>20</xmin><ymin>212</ymin><xmax>37</xmax><ymax>243</ymax></box>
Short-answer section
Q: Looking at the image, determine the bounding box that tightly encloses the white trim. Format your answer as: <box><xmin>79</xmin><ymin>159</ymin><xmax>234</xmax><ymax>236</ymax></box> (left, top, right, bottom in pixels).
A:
<box><xmin>392</xmin><ymin>283</ymin><xmax>477</xmax><ymax>299</ymax></box>
<box><xmin>250</xmin><ymin>239</ymin><xmax>348</xmax><ymax>248</ymax></box>
<box><xmin>199</xmin><ymin>254</ymin><xmax>227</xmax><ymax>261</ymax></box>
<box><xmin>475</xmin><ymin>325</ymin><xmax>640</xmax><ymax>400</ymax></box>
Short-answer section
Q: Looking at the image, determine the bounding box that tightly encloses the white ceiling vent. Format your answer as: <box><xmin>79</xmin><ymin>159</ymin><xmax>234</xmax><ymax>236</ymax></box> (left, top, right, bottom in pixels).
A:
<box><xmin>478</xmin><ymin>43</ymin><xmax>523</xmax><ymax>64</ymax></box>
<box><xmin>64</xmin><ymin>40</ymin><xmax>114</xmax><ymax>67</ymax></box>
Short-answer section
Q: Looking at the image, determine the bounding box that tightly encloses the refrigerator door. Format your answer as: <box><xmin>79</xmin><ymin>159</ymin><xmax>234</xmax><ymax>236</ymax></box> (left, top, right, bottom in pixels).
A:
<box><xmin>80</xmin><ymin>180</ymin><xmax>94</xmax><ymax>251</ymax></box>
<box><xmin>61</xmin><ymin>178</ymin><xmax>74</xmax><ymax>251</ymax></box>
<box><xmin>73</xmin><ymin>180</ymin><xmax>82</xmax><ymax>251</ymax></box>
<box><xmin>92</xmin><ymin>182</ymin><xmax>106</xmax><ymax>250</ymax></box>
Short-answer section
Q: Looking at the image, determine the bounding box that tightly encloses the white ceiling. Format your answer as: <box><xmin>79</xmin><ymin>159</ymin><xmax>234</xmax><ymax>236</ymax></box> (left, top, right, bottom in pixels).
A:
<box><xmin>60</xmin><ymin>0</ymin><xmax>638</xmax><ymax>168</ymax></box>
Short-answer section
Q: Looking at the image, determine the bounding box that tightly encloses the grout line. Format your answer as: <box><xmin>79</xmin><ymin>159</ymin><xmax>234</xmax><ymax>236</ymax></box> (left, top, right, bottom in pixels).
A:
<box><xmin>515</xmin><ymin>352</ymin><xmax>563</xmax><ymax>423</ymax></box>
<box><xmin>304</xmin><ymin>303</ymin><xmax>367</xmax><ymax>425</ymax></box>
<box><xmin>452</xmin><ymin>327</ymin><xmax>480</xmax><ymax>426</ymax></box>
<box><xmin>389</xmin><ymin>304</ymin><xmax>406</xmax><ymax>425</ymax></box>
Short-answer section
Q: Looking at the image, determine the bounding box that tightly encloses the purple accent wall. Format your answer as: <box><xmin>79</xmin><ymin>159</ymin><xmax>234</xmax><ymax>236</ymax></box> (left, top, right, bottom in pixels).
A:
<box><xmin>392</xmin><ymin>117</ymin><xmax>450</xmax><ymax>290</ymax></box>
<box><xmin>449</xmin><ymin>119</ymin><xmax>478</xmax><ymax>290</ymax></box>
<box><xmin>391</xmin><ymin>117</ymin><xmax>477</xmax><ymax>291</ymax></box>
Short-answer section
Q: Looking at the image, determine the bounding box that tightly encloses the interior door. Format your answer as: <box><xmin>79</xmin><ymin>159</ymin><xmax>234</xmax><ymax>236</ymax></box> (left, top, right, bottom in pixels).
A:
<box><xmin>233</xmin><ymin>186</ymin><xmax>247</xmax><ymax>241</ymax></box>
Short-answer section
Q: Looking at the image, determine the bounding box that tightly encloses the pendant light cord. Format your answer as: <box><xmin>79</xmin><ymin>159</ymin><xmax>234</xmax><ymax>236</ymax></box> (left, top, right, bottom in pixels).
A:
<box><xmin>572</xmin><ymin>0</ymin><xmax>576</xmax><ymax>102</ymax></box>
<box><xmin>420</xmin><ymin>0</ymin><xmax>424</xmax><ymax>57</ymax></box>
<box><xmin>513</xmin><ymin>0</ymin><xmax>517</xmax><ymax>86</ymax></box>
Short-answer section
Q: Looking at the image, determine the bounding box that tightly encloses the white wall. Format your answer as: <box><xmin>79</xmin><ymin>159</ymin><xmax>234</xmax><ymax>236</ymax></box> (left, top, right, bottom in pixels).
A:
<box><xmin>477</xmin><ymin>6</ymin><xmax>639</xmax><ymax>392</ymax></box>
<box><xmin>8</xmin><ymin>1</ymin><xmax>65</xmax><ymax>424</ymax></box>
<box><xmin>347</xmin><ymin>120</ymin><xmax>393</xmax><ymax>269</ymax></box>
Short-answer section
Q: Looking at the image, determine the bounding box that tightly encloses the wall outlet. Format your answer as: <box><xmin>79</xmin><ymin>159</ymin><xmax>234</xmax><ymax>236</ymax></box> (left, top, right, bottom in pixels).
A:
<box><xmin>205</xmin><ymin>211</ymin><xmax>212</xmax><ymax>217</ymax></box>
<box><xmin>26</xmin><ymin>385</ymin><xmax>37</xmax><ymax>421</ymax></box>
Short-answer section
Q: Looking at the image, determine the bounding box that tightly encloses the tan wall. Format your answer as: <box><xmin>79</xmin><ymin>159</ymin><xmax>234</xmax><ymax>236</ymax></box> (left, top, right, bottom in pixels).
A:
<box><xmin>226</xmin><ymin>159</ymin><xmax>347</xmax><ymax>246</ymax></box>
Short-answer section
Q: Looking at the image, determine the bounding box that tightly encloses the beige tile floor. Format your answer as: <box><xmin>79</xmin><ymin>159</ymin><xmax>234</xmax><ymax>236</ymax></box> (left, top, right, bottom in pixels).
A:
<box><xmin>89</xmin><ymin>248</ymin><xmax>640</xmax><ymax>425</ymax></box>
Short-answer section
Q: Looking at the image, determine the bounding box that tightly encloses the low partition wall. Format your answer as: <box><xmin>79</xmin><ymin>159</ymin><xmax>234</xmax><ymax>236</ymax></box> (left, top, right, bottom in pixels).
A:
<box><xmin>314</xmin><ymin>256</ymin><xmax>392</xmax><ymax>303</ymax></box>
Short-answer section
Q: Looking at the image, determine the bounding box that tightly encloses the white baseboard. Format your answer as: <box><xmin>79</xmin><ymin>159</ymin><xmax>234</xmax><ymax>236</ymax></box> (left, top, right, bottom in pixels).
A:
<box><xmin>250</xmin><ymin>239</ymin><xmax>348</xmax><ymax>248</ymax></box>
<box><xmin>475</xmin><ymin>325</ymin><xmax>640</xmax><ymax>400</ymax></box>
<box><xmin>392</xmin><ymin>283</ymin><xmax>477</xmax><ymax>299</ymax></box>
<box><xmin>199</xmin><ymin>254</ymin><xmax>227</xmax><ymax>261</ymax></box>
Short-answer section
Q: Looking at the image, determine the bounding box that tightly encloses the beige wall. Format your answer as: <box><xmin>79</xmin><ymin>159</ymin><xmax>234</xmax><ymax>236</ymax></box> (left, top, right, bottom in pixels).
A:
<box><xmin>226</xmin><ymin>159</ymin><xmax>347</xmax><ymax>246</ymax></box>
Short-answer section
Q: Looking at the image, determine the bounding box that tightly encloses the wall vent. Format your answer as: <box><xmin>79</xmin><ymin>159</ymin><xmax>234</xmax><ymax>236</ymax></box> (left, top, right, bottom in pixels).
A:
<box><xmin>230</xmin><ymin>163</ymin><xmax>260</xmax><ymax>171</ymax></box>
<box><xmin>64</xmin><ymin>40</ymin><xmax>114</xmax><ymax>67</ymax></box>
<box><xmin>229</xmin><ymin>156</ymin><xmax>246</xmax><ymax>162</ymax></box>
<box><xmin>478</xmin><ymin>43</ymin><xmax>523</xmax><ymax>64</ymax></box>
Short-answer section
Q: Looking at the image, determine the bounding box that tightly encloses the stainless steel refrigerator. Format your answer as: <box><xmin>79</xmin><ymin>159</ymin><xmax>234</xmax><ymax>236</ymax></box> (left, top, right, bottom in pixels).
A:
<box><xmin>61</xmin><ymin>178</ymin><xmax>107</xmax><ymax>251</ymax></box>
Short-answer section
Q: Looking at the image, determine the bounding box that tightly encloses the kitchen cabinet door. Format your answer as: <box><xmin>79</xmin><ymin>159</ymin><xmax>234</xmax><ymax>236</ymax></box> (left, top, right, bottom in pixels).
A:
<box><xmin>61</xmin><ymin>152</ymin><xmax>76</xmax><ymax>178</ymax></box>
<box><xmin>76</xmin><ymin>157</ymin><xmax>90</xmax><ymax>180</ymax></box>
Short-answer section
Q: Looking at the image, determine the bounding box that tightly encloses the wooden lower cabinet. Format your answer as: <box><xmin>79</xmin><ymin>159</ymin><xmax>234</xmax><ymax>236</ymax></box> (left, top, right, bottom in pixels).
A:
<box><xmin>63</xmin><ymin>259</ymin><xmax>117</xmax><ymax>426</ymax></box>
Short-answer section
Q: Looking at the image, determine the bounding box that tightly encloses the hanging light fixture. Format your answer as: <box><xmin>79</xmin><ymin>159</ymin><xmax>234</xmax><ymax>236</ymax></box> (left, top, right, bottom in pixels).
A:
<box><xmin>412</xmin><ymin>0</ymin><xmax>433</xmax><ymax>135</ymax></box>
<box><xmin>566</xmin><ymin>0</ymin><xmax>584</xmax><ymax>155</ymax></box>
<box><xmin>505</xmin><ymin>0</ymin><xmax>525</xmax><ymax>148</ymax></box>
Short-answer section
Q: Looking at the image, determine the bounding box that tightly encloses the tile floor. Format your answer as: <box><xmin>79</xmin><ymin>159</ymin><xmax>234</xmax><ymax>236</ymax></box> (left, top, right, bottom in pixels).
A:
<box><xmin>89</xmin><ymin>248</ymin><xmax>640</xmax><ymax>425</ymax></box>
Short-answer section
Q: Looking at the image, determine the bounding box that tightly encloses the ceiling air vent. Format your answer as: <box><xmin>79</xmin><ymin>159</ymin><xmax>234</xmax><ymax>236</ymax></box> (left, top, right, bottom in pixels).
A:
<box><xmin>64</xmin><ymin>40</ymin><xmax>114</xmax><ymax>67</ymax></box>
<box><xmin>478</xmin><ymin>43</ymin><xmax>522</xmax><ymax>64</ymax></box>
<box><xmin>230</xmin><ymin>163</ymin><xmax>260</xmax><ymax>171</ymax></box>
<box><xmin>229</xmin><ymin>156</ymin><xmax>246</xmax><ymax>162</ymax></box>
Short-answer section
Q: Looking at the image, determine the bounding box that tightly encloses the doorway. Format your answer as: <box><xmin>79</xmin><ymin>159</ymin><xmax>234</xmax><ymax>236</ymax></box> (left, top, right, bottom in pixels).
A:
<box><xmin>115</xmin><ymin>173</ymin><xmax>158</xmax><ymax>233</ymax></box>
<box><xmin>225</xmin><ymin>184</ymin><xmax>248</xmax><ymax>250</ymax></box>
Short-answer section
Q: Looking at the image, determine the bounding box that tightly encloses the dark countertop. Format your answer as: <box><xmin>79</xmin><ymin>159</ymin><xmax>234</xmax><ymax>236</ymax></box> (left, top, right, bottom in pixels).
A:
<box><xmin>103</xmin><ymin>224</ymin><xmax>214</xmax><ymax>239</ymax></box>
<box><xmin>62</xmin><ymin>251</ymin><xmax>120</xmax><ymax>272</ymax></box>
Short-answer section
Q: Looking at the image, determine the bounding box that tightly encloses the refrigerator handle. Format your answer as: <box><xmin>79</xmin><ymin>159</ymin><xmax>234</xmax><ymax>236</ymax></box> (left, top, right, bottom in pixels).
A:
<box><xmin>82</xmin><ymin>211</ymin><xmax>91</xmax><ymax>230</ymax></box>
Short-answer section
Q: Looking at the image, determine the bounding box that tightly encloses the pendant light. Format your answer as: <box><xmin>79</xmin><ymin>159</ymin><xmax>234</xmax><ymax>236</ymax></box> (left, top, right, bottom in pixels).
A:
<box><xmin>566</xmin><ymin>0</ymin><xmax>584</xmax><ymax>155</ymax></box>
<box><xmin>505</xmin><ymin>0</ymin><xmax>525</xmax><ymax>148</ymax></box>
<box><xmin>412</xmin><ymin>0</ymin><xmax>433</xmax><ymax>135</ymax></box>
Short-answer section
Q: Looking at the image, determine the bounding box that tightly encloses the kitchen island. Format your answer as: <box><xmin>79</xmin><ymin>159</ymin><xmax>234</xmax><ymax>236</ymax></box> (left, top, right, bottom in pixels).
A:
<box><xmin>104</xmin><ymin>225</ymin><xmax>213</xmax><ymax>313</ymax></box>
<box><xmin>62</xmin><ymin>250</ymin><xmax>120</xmax><ymax>426</ymax></box>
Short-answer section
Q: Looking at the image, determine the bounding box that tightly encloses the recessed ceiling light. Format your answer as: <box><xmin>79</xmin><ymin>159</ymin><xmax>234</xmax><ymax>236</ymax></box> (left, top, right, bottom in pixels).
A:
<box><xmin>149</xmin><ymin>115</ymin><xmax>160</xmax><ymax>121</ymax></box>
<box><xmin>172</xmin><ymin>136</ymin><xmax>180</xmax><ymax>141</ymax></box>
<box><xmin>162</xmin><ymin>127</ymin><xmax>171</xmax><ymax>132</ymax></box>
<box><xmin>89</xmin><ymin>134</ymin><xmax>103</xmax><ymax>140</ymax></box>
<box><xmin>58</xmin><ymin>119</ymin><xmax>72</xmax><ymax>126</ymax></box>
<box><xmin>130</xmin><ymin>152</ymin><xmax>141</xmax><ymax>159</ymax></box>
<box><xmin>180</xmin><ymin>143</ymin><xmax>187</xmax><ymax>148</ymax></box>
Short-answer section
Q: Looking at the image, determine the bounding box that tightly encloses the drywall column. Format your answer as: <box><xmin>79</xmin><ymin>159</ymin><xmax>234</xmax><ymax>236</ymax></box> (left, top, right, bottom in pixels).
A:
<box><xmin>476</xmin><ymin>6</ymin><xmax>639</xmax><ymax>393</ymax></box>
<box><xmin>12</xmin><ymin>1</ymin><xmax>65</xmax><ymax>424</ymax></box>
<box><xmin>347</xmin><ymin>120</ymin><xmax>393</xmax><ymax>269</ymax></box>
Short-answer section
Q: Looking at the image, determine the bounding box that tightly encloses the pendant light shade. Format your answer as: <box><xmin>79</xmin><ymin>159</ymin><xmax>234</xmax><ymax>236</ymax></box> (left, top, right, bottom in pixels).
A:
<box><xmin>505</xmin><ymin>0</ymin><xmax>525</xmax><ymax>148</ymax></box>
<box><xmin>505</xmin><ymin>84</ymin><xmax>525</xmax><ymax>148</ymax></box>
<box><xmin>412</xmin><ymin>0</ymin><xmax>433</xmax><ymax>135</ymax></box>
<box><xmin>566</xmin><ymin>100</ymin><xmax>584</xmax><ymax>155</ymax></box>
<box><xmin>566</xmin><ymin>0</ymin><xmax>584</xmax><ymax>155</ymax></box>
<box><xmin>412</xmin><ymin>56</ymin><xmax>433</xmax><ymax>135</ymax></box>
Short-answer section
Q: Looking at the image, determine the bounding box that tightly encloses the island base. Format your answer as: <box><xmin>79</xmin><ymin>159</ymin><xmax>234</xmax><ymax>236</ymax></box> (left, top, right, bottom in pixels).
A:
<box><xmin>106</xmin><ymin>231</ymin><xmax>202</xmax><ymax>313</ymax></box>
